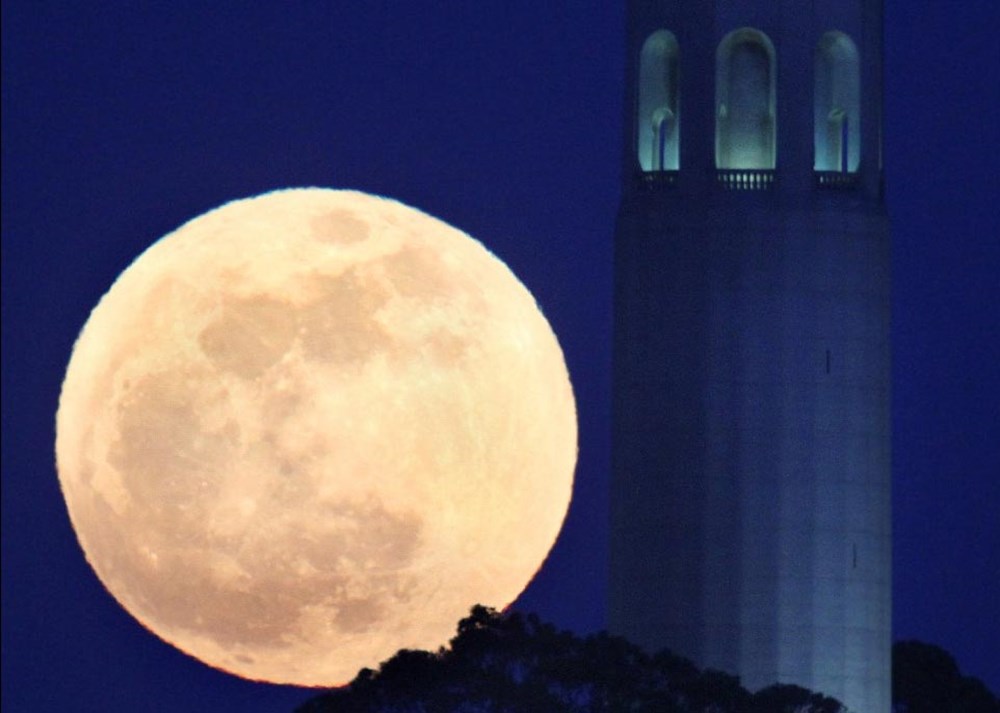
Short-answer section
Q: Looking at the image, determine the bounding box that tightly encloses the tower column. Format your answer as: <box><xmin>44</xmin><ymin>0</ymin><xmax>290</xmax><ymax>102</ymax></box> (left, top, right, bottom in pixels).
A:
<box><xmin>610</xmin><ymin>3</ymin><xmax>890</xmax><ymax>712</ymax></box>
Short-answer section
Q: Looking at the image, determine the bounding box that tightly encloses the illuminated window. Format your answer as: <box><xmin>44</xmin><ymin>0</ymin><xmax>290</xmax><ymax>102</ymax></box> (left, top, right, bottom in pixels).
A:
<box><xmin>815</xmin><ymin>32</ymin><xmax>860</xmax><ymax>173</ymax></box>
<box><xmin>638</xmin><ymin>30</ymin><xmax>680</xmax><ymax>171</ymax></box>
<box><xmin>715</xmin><ymin>28</ymin><xmax>776</xmax><ymax>170</ymax></box>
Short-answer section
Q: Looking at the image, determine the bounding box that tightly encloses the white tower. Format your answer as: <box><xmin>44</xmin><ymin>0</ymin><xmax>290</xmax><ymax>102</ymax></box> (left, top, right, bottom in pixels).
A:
<box><xmin>609</xmin><ymin>1</ymin><xmax>891</xmax><ymax>712</ymax></box>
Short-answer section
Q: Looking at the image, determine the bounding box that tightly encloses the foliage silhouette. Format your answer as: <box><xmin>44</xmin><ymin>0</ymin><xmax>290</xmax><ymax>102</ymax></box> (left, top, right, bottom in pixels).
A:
<box><xmin>296</xmin><ymin>606</ymin><xmax>847</xmax><ymax>713</ymax></box>
<box><xmin>892</xmin><ymin>641</ymin><xmax>999</xmax><ymax>713</ymax></box>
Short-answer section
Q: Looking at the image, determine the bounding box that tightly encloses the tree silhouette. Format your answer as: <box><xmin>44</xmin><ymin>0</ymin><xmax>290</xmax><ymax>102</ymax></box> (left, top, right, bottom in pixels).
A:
<box><xmin>298</xmin><ymin>610</ymin><xmax>1000</xmax><ymax>713</ymax></box>
<box><xmin>892</xmin><ymin>641</ymin><xmax>999</xmax><ymax>713</ymax></box>
<box><xmin>747</xmin><ymin>684</ymin><xmax>844</xmax><ymax>713</ymax></box>
<box><xmin>296</xmin><ymin>606</ymin><xmax>848</xmax><ymax>713</ymax></box>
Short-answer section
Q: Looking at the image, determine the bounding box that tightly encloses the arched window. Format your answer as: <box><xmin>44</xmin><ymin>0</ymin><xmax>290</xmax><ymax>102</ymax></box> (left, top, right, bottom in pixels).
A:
<box><xmin>815</xmin><ymin>32</ymin><xmax>860</xmax><ymax>173</ymax></box>
<box><xmin>715</xmin><ymin>28</ymin><xmax>776</xmax><ymax>169</ymax></box>
<box><xmin>638</xmin><ymin>30</ymin><xmax>680</xmax><ymax>171</ymax></box>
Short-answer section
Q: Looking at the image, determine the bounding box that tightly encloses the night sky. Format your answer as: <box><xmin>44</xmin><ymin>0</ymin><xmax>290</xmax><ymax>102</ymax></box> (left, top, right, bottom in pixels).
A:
<box><xmin>2</xmin><ymin>2</ymin><xmax>998</xmax><ymax>711</ymax></box>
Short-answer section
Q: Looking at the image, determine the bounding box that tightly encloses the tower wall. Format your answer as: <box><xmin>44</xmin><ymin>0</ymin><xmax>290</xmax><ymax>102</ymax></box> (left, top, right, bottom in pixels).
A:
<box><xmin>609</xmin><ymin>2</ymin><xmax>890</xmax><ymax>712</ymax></box>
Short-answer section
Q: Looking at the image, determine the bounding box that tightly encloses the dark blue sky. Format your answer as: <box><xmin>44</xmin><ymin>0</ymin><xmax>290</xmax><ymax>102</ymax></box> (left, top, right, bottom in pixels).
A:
<box><xmin>2</xmin><ymin>2</ymin><xmax>997</xmax><ymax>711</ymax></box>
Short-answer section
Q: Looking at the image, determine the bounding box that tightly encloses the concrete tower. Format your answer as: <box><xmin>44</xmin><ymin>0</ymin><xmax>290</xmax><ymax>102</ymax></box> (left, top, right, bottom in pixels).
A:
<box><xmin>609</xmin><ymin>1</ymin><xmax>891</xmax><ymax>712</ymax></box>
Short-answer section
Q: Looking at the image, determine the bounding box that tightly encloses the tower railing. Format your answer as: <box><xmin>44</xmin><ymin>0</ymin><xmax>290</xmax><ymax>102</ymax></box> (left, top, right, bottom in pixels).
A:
<box><xmin>636</xmin><ymin>170</ymin><xmax>679</xmax><ymax>189</ymax></box>
<box><xmin>716</xmin><ymin>169</ymin><xmax>775</xmax><ymax>191</ymax></box>
<box><xmin>815</xmin><ymin>171</ymin><xmax>860</xmax><ymax>189</ymax></box>
<box><xmin>635</xmin><ymin>169</ymin><xmax>865</xmax><ymax>192</ymax></box>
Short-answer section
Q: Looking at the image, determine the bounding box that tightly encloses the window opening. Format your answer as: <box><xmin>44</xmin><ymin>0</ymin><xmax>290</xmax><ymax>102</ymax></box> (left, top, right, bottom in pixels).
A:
<box><xmin>815</xmin><ymin>31</ymin><xmax>860</xmax><ymax>173</ymax></box>
<box><xmin>638</xmin><ymin>30</ymin><xmax>680</xmax><ymax>171</ymax></box>
<box><xmin>715</xmin><ymin>28</ymin><xmax>776</xmax><ymax>170</ymax></box>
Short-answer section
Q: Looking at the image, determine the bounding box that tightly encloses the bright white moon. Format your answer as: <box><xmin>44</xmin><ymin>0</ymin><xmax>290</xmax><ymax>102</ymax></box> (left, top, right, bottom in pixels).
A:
<box><xmin>55</xmin><ymin>188</ymin><xmax>577</xmax><ymax>686</ymax></box>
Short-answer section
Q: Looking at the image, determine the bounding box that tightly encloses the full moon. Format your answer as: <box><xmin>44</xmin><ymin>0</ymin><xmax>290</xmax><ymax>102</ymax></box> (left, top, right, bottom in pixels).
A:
<box><xmin>55</xmin><ymin>188</ymin><xmax>576</xmax><ymax>686</ymax></box>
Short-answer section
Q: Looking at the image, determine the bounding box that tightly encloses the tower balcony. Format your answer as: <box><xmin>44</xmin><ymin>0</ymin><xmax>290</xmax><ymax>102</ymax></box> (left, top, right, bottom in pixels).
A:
<box><xmin>716</xmin><ymin>169</ymin><xmax>775</xmax><ymax>191</ymax></box>
<box><xmin>636</xmin><ymin>170</ymin><xmax>679</xmax><ymax>190</ymax></box>
<box><xmin>815</xmin><ymin>171</ymin><xmax>861</xmax><ymax>189</ymax></box>
<box><xmin>632</xmin><ymin>169</ymin><xmax>870</xmax><ymax>194</ymax></box>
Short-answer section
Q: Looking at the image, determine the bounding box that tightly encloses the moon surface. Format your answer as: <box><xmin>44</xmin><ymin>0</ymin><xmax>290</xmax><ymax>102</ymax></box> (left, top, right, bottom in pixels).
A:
<box><xmin>55</xmin><ymin>188</ymin><xmax>577</xmax><ymax>686</ymax></box>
